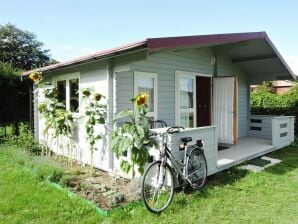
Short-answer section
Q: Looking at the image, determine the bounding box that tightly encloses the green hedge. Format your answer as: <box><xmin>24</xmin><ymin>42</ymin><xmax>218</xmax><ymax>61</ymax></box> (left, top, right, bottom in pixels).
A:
<box><xmin>251</xmin><ymin>82</ymin><xmax>298</xmax><ymax>133</ymax></box>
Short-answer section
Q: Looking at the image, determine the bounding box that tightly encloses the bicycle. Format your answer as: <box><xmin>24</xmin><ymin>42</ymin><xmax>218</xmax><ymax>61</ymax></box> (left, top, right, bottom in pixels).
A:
<box><xmin>141</xmin><ymin>126</ymin><xmax>208</xmax><ymax>214</ymax></box>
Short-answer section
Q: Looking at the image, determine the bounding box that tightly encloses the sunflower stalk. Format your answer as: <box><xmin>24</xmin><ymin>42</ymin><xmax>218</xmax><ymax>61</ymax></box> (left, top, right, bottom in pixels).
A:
<box><xmin>38</xmin><ymin>88</ymin><xmax>75</xmax><ymax>165</ymax></box>
<box><xmin>112</xmin><ymin>93</ymin><xmax>156</xmax><ymax>178</ymax></box>
<box><xmin>81</xmin><ymin>88</ymin><xmax>106</xmax><ymax>175</ymax></box>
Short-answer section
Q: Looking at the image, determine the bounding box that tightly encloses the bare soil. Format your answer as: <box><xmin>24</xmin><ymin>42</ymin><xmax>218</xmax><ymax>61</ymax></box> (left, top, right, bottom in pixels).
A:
<box><xmin>55</xmin><ymin>159</ymin><xmax>140</xmax><ymax>210</ymax></box>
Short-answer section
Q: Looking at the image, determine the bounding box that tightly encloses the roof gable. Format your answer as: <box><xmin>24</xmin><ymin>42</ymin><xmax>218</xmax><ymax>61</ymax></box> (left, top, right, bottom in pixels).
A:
<box><xmin>21</xmin><ymin>32</ymin><xmax>296</xmax><ymax>80</ymax></box>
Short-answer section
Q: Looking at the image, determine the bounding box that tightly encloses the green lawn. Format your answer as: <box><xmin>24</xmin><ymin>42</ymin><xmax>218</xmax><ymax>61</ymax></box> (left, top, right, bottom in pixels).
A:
<box><xmin>0</xmin><ymin>142</ymin><xmax>298</xmax><ymax>224</ymax></box>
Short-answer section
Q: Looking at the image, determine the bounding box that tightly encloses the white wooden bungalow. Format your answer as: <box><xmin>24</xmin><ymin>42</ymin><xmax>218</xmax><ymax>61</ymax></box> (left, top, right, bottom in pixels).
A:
<box><xmin>22</xmin><ymin>32</ymin><xmax>296</xmax><ymax>177</ymax></box>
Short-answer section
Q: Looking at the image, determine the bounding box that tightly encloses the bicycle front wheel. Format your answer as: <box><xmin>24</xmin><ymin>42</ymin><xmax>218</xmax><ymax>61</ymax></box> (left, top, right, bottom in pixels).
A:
<box><xmin>141</xmin><ymin>161</ymin><xmax>174</xmax><ymax>214</ymax></box>
<box><xmin>186</xmin><ymin>148</ymin><xmax>207</xmax><ymax>189</ymax></box>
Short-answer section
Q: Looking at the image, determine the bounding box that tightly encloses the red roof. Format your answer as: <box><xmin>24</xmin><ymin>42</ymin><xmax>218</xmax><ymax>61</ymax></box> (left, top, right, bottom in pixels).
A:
<box><xmin>21</xmin><ymin>32</ymin><xmax>296</xmax><ymax>79</ymax></box>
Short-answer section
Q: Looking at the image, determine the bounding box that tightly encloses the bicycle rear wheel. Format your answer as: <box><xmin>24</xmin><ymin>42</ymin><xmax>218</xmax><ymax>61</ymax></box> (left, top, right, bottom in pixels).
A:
<box><xmin>141</xmin><ymin>161</ymin><xmax>174</xmax><ymax>214</ymax></box>
<box><xmin>186</xmin><ymin>148</ymin><xmax>207</xmax><ymax>189</ymax></box>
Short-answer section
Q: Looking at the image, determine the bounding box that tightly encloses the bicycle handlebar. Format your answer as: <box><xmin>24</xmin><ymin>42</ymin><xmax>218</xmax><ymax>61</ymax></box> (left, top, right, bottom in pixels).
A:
<box><xmin>166</xmin><ymin>126</ymin><xmax>185</xmax><ymax>134</ymax></box>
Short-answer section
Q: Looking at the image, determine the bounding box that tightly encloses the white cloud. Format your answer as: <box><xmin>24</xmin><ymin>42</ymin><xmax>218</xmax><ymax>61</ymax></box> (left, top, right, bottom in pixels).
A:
<box><xmin>284</xmin><ymin>55</ymin><xmax>298</xmax><ymax>76</ymax></box>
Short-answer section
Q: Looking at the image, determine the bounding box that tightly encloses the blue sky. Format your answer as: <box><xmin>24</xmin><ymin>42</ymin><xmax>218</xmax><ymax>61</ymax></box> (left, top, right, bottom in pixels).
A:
<box><xmin>1</xmin><ymin>0</ymin><xmax>298</xmax><ymax>74</ymax></box>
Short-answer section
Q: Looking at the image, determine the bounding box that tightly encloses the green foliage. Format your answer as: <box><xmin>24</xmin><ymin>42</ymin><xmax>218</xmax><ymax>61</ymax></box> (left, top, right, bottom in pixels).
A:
<box><xmin>0</xmin><ymin>145</ymin><xmax>65</xmax><ymax>183</ymax></box>
<box><xmin>251</xmin><ymin>82</ymin><xmax>298</xmax><ymax>131</ymax></box>
<box><xmin>39</xmin><ymin>88</ymin><xmax>75</xmax><ymax>138</ymax></box>
<box><xmin>81</xmin><ymin>88</ymin><xmax>106</xmax><ymax>173</ymax></box>
<box><xmin>35</xmin><ymin>162</ymin><xmax>65</xmax><ymax>183</ymax></box>
<box><xmin>6</xmin><ymin>122</ymin><xmax>41</xmax><ymax>154</ymax></box>
<box><xmin>251</xmin><ymin>81</ymin><xmax>298</xmax><ymax>110</ymax></box>
<box><xmin>0</xmin><ymin>63</ymin><xmax>31</xmax><ymax>128</ymax></box>
<box><xmin>59</xmin><ymin>174</ymin><xmax>77</xmax><ymax>187</ymax></box>
<box><xmin>38</xmin><ymin>88</ymin><xmax>75</xmax><ymax>163</ymax></box>
<box><xmin>0</xmin><ymin>23</ymin><xmax>51</xmax><ymax>70</ymax></box>
<box><xmin>112</xmin><ymin>93</ymin><xmax>156</xmax><ymax>177</ymax></box>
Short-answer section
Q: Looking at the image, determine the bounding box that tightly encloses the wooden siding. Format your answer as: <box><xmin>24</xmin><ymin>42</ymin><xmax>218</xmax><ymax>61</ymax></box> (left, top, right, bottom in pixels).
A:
<box><xmin>248</xmin><ymin>115</ymin><xmax>295</xmax><ymax>149</ymax></box>
<box><xmin>35</xmin><ymin>64</ymin><xmax>110</xmax><ymax>171</ymax></box>
<box><xmin>115</xmin><ymin>48</ymin><xmax>249</xmax><ymax>138</ymax></box>
<box><xmin>166</xmin><ymin>127</ymin><xmax>217</xmax><ymax>176</ymax></box>
<box><xmin>272</xmin><ymin>116</ymin><xmax>295</xmax><ymax>148</ymax></box>
<box><xmin>248</xmin><ymin>115</ymin><xmax>273</xmax><ymax>139</ymax></box>
<box><xmin>149</xmin><ymin>126</ymin><xmax>217</xmax><ymax>176</ymax></box>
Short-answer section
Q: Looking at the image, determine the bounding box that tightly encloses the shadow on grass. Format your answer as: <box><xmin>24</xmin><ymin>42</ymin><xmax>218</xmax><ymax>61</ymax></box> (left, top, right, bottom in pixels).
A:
<box><xmin>172</xmin><ymin>142</ymin><xmax>298</xmax><ymax>209</ymax></box>
<box><xmin>174</xmin><ymin>166</ymin><xmax>250</xmax><ymax>200</ymax></box>
<box><xmin>207</xmin><ymin>167</ymin><xmax>249</xmax><ymax>188</ymax></box>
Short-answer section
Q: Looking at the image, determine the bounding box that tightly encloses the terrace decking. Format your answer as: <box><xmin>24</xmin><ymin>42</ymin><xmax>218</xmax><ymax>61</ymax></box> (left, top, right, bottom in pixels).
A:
<box><xmin>217</xmin><ymin>137</ymin><xmax>275</xmax><ymax>171</ymax></box>
<box><xmin>150</xmin><ymin>115</ymin><xmax>295</xmax><ymax>177</ymax></box>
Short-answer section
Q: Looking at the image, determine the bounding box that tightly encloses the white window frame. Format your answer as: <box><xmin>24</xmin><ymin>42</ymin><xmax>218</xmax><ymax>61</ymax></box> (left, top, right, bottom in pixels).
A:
<box><xmin>175</xmin><ymin>71</ymin><xmax>197</xmax><ymax>128</ymax></box>
<box><xmin>54</xmin><ymin>72</ymin><xmax>80</xmax><ymax>114</ymax></box>
<box><xmin>175</xmin><ymin>70</ymin><xmax>213</xmax><ymax>128</ymax></box>
<box><xmin>134</xmin><ymin>71</ymin><xmax>158</xmax><ymax>120</ymax></box>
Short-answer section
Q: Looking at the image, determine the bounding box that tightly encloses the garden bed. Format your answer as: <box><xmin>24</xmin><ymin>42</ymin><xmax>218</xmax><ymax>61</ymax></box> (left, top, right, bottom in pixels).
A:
<box><xmin>56</xmin><ymin>160</ymin><xmax>141</xmax><ymax>211</ymax></box>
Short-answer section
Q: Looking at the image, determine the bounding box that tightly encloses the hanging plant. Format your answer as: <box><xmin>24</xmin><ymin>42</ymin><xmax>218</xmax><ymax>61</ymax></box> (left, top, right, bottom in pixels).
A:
<box><xmin>112</xmin><ymin>93</ymin><xmax>156</xmax><ymax>178</ymax></box>
<box><xmin>38</xmin><ymin>88</ymin><xmax>75</xmax><ymax>165</ymax></box>
<box><xmin>81</xmin><ymin>88</ymin><xmax>106</xmax><ymax>174</ymax></box>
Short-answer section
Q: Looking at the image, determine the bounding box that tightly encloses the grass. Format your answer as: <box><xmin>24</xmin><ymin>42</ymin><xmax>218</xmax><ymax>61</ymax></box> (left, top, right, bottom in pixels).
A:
<box><xmin>0</xmin><ymin>145</ymin><xmax>104</xmax><ymax>224</ymax></box>
<box><xmin>0</xmin><ymin>141</ymin><xmax>298</xmax><ymax>224</ymax></box>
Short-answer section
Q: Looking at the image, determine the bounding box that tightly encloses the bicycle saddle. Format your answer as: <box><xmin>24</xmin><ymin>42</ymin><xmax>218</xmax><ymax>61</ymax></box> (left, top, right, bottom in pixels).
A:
<box><xmin>181</xmin><ymin>137</ymin><xmax>192</xmax><ymax>143</ymax></box>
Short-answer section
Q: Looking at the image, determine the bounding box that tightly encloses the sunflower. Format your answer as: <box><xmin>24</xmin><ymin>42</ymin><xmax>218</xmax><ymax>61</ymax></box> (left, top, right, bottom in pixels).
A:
<box><xmin>28</xmin><ymin>72</ymin><xmax>42</xmax><ymax>83</ymax></box>
<box><xmin>94</xmin><ymin>93</ymin><xmax>102</xmax><ymax>101</ymax></box>
<box><xmin>135</xmin><ymin>93</ymin><xmax>149</xmax><ymax>106</ymax></box>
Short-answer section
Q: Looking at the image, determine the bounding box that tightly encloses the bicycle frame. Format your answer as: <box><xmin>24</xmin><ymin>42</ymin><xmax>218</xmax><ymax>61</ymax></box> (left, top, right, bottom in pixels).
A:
<box><xmin>158</xmin><ymin>133</ymin><xmax>199</xmax><ymax>184</ymax></box>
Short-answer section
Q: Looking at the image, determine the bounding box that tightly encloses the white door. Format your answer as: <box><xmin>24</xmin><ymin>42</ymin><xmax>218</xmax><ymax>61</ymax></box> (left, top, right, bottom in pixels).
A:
<box><xmin>176</xmin><ymin>72</ymin><xmax>196</xmax><ymax>128</ymax></box>
<box><xmin>213</xmin><ymin>77</ymin><xmax>237</xmax><ymax>144</ymax></box>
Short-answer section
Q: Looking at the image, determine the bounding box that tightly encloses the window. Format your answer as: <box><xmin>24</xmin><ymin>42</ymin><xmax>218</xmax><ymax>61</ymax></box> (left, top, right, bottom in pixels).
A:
<box><xmin>55</xmin><ymin>73</ymin><xmax>80</xmax><ymax>113</ymax></box>
<box><xmin>57</xmin><ymin>80</ymin><xmax>66</xmax><ymax>105</ymax></box>
<box><xmin>176</xmin><ymin>72</ymin><xmax>196</xmax><ymax>128</ymax></box>
<box><xmin>69</xmin><ymin>79</ymin><xmax>79</xmax><ymax>112</ymax></box>
<box><xmin>134</xmin><ymin>71</ymin><xmax>157</xmax><ymax>120</ymax></box>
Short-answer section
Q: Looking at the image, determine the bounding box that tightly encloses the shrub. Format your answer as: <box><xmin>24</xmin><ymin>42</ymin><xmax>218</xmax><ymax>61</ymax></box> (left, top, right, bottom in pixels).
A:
<box><xmin>0</xmin><ymin>145</ymin><xmax>65</xmax><ymax>182</ymax></box>
<box><xmin>6</xmin><ymin>123</ymin><xmax>41</xmax><ymax>154</ymax></box>
<box><xmin>251</xmin><ymin>82</ymin><xmax>298</xmax><ymax>133</ymax></box>
<box><xmin>59</xmin><ymin>175</ymin><xmax>78</xmax><ymax>187</ymax></box>
<box><xmin>31</xmin><ymin>157</ymin><xmax>65</xmax><ymax>182</ymax></box>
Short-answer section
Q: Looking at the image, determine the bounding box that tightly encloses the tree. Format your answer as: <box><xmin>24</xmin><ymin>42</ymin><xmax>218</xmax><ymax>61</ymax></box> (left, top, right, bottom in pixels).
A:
<box><xmin>0</xmin><ymin>23</ymin><xmax>56</xmax><ymax>135</ymax></box>
<box><xmin>0</xmin><ymin>23</ymin><xmax>51</xmax><ymax>70</ymax></box>
<box><xmin>0</xmin><ymin>63</ymin><xmax>30</xmax><ymax>134</ymax></box>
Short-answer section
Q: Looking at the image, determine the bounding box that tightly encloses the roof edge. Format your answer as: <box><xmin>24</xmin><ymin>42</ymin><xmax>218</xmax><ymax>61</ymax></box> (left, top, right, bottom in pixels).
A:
<box><xmin>146</xmin><ymin>31</ymin><xmax>267</xmax><ymax>50</ymax></box>
<box><xmin>21</xmin><ymin>40</ymin><xmax>147</xmax><ymax>76</ymax></box>
<box><xmin>21</xmin><ymin>32</ymin><xmax>297</xmax><ymax>80</ymax></box>
<box><xmin>263</xmin><ymin>34</ymin><xmax>297</xmax><ymax>80</ymax></box>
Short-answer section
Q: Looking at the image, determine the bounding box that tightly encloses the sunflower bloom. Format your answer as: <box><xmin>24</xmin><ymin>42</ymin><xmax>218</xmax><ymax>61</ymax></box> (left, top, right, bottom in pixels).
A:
<box><xmin>29</xmin><ymin>72</ymin><xmax>42</xmax><ymax>83</ymax></box>
<box><xmin>94</xmin><ymin>93</ymin><xmax>102</xmax><ymax>101</ymax></box>
<box><xmin>136</xmin><ymin>93</ymin><xmax>148</xmax><ymax>106</ymax></box>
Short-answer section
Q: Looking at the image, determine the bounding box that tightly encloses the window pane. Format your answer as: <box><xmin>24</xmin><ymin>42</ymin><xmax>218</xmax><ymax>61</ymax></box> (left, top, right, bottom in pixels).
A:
<box><xmin>180</xmin><ymin>78</ymin><xmax>193</xmax><ymax>109</ymax></box>
<box><xmin>180</xmin><ymin>112</ymin><xmax>194</xmax><ymax>128</ymax></box>
<box><xmin>69</xmin><ymin>79</ymin><xmax>79</xmax><ymax>112</ymax></box>
<box><xmin>137</xmin><ymin>77</ymin><xmax>154</xmax><ymax>112</ymax></box>
<box><xmin>57</xmin><ymin>80</ymin><xmax>66</xmax><ymax>106</ymax></box>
